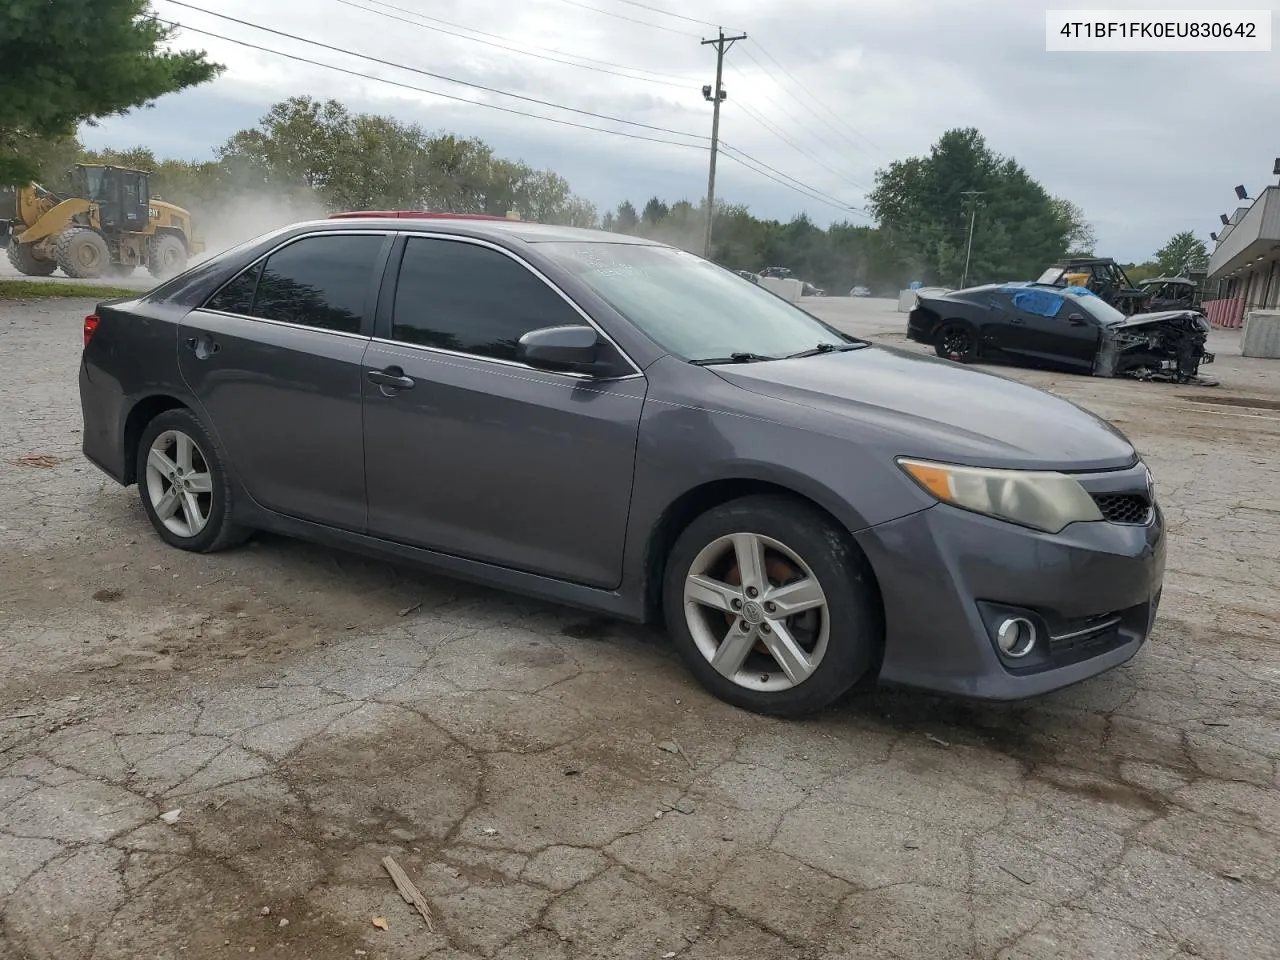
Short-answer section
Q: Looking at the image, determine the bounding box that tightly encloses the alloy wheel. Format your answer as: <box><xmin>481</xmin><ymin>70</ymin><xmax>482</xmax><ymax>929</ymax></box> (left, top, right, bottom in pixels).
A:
<box><xmin>683</xmin><ymin>532</ymin><xmax>830</xmax><ymax>691</ymax></box>
<box><xmin>144</xmin><ymin>429</ymin><xmax>213</xmax><ymax>538</ymax></box>
<box><xmin>940</xmin><ymin>325</ymin><xmax>974</xmax><ymax>359</ymax></box>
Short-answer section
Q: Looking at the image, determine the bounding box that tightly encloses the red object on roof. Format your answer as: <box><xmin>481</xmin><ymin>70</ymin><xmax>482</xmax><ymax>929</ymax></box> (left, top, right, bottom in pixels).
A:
<box><xmin>327</xmin><ymin>210</ymin><xmax>516</xmax><ymax>221</ymax></box>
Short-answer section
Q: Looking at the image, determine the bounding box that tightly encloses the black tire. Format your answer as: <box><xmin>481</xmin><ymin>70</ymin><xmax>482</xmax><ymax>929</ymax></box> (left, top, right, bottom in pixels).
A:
<box><xmin>934</xmin><ymin>320</ymin><xmax>979</xmax><ymax>362</ymax></box>
<box><xmin>135</xmin><ymin>408</ymin><xmax>250</xmax><ymax>553</ymax></box>
<box><xmin>6</xmin><ymin>241</ymin><xmax>57</xmax><ymax>276</ymax></box>
<box><xmin>147</xmin><ymin>233</ymin><xmax>187</xmax><ymax>279</ymax></box>
<box><xmin>55</xmin><ymin>228</ymin><xmax>109</xmax><ymax>279</ymax></box>
<box><xmin>662</xmin><ymin>495</ymin><xmax>881</xmax><ymax>716</ymax></box>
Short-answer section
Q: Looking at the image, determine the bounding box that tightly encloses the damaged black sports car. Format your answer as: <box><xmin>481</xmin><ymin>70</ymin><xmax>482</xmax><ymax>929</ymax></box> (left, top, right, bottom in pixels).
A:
<box><xmin>907</xmin><ymin>284</ymin><xmax>1215</xmax><ymax>384</ymax></box>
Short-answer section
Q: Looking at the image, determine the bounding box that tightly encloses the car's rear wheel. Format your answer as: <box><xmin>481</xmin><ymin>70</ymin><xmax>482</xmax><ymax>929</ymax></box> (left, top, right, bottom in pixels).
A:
<box><xmin>136</xmin><ymin>409</ymin><xmax>249</xmax><ymax>553</ymax></box>
<box><xmin>935</xmin><ymin>321</ymin><xmax>978</xmax><ymax>362</ymax></box>
<box><xmin>662</xmin><ymin>495</ymin><xmax>880</xmax><ymax>716</ymax></box>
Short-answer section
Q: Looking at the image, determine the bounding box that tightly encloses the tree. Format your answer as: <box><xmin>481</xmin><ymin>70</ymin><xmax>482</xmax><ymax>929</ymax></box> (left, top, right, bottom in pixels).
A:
<box><xmin>0</xmin><ymin>0</ymin><xmax>221</xmax><ymax>184</ymax></box>
<box><xmin>1050</xmin><ymin>197</ymin><xmax>1097</xmax><ymax>255</ymax></box>
<box><xmin>642</xmin><ymin>196</ymin><xmax>669</xmax><ymax>226</ymax></box>
<box><xmin>614</xmin><ymin>201</ymin><xmax>639</xmax><ymax>233</ymax></box>
<box><xmin>1153</xmin><ymin>231</ymin><xmax>1209</xmax><ymax>276</ymax></box>
<box><xmin>215</xmin><ymin>98</ymin><xmax>597</xmax><ymax>225</ymax></box>
<box><xmin>867</xmin><ymin>128</ymin><xmax>1077</xmax><ymax>286</ymax></box>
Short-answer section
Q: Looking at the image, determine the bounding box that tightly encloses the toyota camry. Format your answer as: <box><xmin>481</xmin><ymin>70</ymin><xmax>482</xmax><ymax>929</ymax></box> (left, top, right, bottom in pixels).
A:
<box><xmin>79</xmin><ymin>217</ymin><xmax>1165</xmax><ymax>715</ymax></box>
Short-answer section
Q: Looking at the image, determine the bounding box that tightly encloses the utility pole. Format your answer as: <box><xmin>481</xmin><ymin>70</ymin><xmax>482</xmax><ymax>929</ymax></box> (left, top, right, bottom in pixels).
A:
<box><xmin>701</xmin><ymin>27</ymin><xmax>746</xmax><ymax>258</ymax></box>
<box><xmin>960</xmin><ymin>190</ymin><xmax>983</xmax><ymax>288</ymax></box>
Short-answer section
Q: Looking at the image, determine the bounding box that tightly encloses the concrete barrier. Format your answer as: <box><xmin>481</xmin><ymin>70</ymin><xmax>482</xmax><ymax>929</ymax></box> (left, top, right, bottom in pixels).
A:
<box><xmin>898</xmin><ymin>286</ymin><xmax>951</xmax><ymax>312</ymax></box>
<box><xmin>759</xmin><ymin>277</ymin><xmax>802</xmax><ymax>304</ymax></box>
<box><xmin>1241</xmin><ymin>310</ymin><xmax>1280</xmax><ymax>358</ymax></box>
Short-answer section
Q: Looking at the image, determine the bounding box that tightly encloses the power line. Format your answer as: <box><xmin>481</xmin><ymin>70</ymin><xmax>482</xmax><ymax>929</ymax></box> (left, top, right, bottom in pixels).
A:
<box><xmin>604</xmin><ymin>0</ymin><xmax>722</xmax><ymax>28</ymax></box>
<box><xmin>330</xmin><ymin>0</ymin><xmax>692</xmax><ymax>89</ymax></box>
<box><xmin>157</xmin><ymin>9</ymin><xmax>876</xmax><ymax>223</ymax></box>
<box><xmin>725</xmin><ymin>60</ymin><xmax>870</xmax><ymax>180</ymax></box>
<box><xmin>347</xmin><ymin>0</ymin><xmax>696</xmax><ymax>83</ymax></box>
<box><xmin>162</xmin><ymin>0</ymin><xmax>709</xmax><ymax>140</ymax></box>
<box><xmin>546</xmin><ymin>0</ymin><xmax>700</xmax><ymax>36</ymax></box>
<box><xmin>719</xmin><ymin>150</ymin><xmax>868</xmax><ymax>218</ymax></box>
<box><xmin>155</xmin><ymin>18</ymin><xmax>708</xmax><ymax>149</ymax></box>
<box><xmin>744</xmin><ymin>40</ymin><xmax>885</xmax><ymax>157</ymax></box>
<box><xmin>721</xmin><ymin>143</ymin><xmax>867</xmax><ymax>216</ymax></box>
<box><xmin>730</xmin><ymin>99</ymin><xmax>868</xmax><ymax>193</ymax></box>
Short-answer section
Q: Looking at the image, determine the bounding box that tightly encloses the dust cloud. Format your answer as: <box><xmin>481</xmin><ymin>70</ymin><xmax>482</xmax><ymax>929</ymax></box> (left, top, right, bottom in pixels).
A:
<box><xmin>191</xmin><ymin>192</ymin><xmax>329</xmax><ymax>262</ymax></box>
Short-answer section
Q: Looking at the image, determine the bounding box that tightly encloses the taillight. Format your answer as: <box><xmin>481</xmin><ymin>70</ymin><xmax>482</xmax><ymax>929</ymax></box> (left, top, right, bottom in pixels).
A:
<box><xmin>83</xmin><ymin>314</ymin><xmax>100</xmax><ymax>348</ymax></box>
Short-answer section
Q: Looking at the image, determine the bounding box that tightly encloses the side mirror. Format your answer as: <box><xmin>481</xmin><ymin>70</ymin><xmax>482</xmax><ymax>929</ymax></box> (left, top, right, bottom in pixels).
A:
<box><xmin>517</xmin><ymin>325</ymin><xmax>600</xmax><ymax>372</ymax></box>
<box><xmin>1067</xmin><ymin>313</ymin><xmax>1088</xmax><ymax>325</ymax></box>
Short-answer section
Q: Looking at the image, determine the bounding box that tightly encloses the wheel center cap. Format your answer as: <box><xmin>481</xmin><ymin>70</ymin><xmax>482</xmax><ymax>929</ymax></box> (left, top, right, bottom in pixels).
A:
<box><xmin>742</xmin><ymin>600</ymin><xmax>765</xmax><ymax>624</ymax></box>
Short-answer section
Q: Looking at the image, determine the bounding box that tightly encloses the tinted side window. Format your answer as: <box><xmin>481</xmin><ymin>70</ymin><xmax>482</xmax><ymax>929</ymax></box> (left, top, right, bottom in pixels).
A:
<box><xmin>252</xmin><ymin>234</ymin><xmax>385</xmax><ymax>334</ymax></box>
<box><xmin>205</xmin><ymin>261</ymin><xmax>262</xmax><ymax>315</ymax></box>
<box><xmin>392</xmin><ymin>238</ymin><xmax>580</xmax><ymax>361</ymax></box>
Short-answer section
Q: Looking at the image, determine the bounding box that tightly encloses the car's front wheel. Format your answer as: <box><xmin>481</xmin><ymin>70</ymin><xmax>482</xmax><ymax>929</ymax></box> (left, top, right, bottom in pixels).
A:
<box><xmin>136</xmin><ymin>409</ymin><xmax>249</xmax><ymax>552</ymax></box>
<box><xmin>662</xmin><ymin>495</ymin><xmax>881</xmax><ymax>716</ymax></box>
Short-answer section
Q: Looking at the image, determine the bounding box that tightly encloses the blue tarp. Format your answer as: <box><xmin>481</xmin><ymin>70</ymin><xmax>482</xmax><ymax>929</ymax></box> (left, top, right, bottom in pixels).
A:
<box><xmin>996</xmin><ymin>286</ymin><xmax>1066</xmax><ymax>318</ymax></box>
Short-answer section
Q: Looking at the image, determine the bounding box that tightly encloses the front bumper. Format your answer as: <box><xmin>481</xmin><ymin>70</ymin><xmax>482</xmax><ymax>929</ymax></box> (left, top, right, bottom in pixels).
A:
<box><xmin>854</xmin><ymin>480</ymin><xmax>1165</xmax><ymax>700</ymax></box>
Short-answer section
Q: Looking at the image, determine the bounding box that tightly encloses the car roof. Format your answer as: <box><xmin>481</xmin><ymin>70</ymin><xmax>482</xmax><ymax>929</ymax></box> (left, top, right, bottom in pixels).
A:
<box><xmin>304</xmin><ymin>216</ymin><xmax>660</xmax><ymax>246</ymax></box>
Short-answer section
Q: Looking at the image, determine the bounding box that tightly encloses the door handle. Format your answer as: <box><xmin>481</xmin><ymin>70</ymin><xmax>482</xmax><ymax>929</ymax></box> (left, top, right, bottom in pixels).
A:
<box><xmin>1008</xmin><ymin>317</ymin><xmax>1025</xmax><ymax>325</ymax></box>
<box><xmin>185</xmin><ymin>334</ymin><xmax>220</xmax><ymax>358</ymax></box>
<box><xmin>367</xmin><ymin>366</ymin><xmax>415</xmax><ymax>390</ymax></box>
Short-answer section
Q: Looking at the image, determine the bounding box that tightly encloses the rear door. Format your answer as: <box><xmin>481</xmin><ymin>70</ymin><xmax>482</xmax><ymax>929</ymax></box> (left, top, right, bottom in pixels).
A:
<box><xmin>178</xmin><ymin>231</ymin><xmax>392</xmax><ymax>530</ymax></box>
<box><xmin>361</xmin><ymin>234</ymin><xmax>647</xmax><ymax>588</ymax></box>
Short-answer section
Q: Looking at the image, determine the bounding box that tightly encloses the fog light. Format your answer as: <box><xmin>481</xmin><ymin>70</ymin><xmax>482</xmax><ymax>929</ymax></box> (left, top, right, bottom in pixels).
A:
<box><xmin>996</xmin><ymin>617</ymin><xmax>1037</xmax><ymax>658</ymax></box>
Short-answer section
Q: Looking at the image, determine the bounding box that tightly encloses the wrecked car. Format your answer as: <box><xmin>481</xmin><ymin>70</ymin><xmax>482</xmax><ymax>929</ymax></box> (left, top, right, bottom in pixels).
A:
<box><xmin>1138</xmin><ymin>276</ymin><xmax>1202</xmax><ymax>313</ymax></box>
<box><xmin>907</xmin><ymin>283</ymin><xmax>1215</xmax><ymax>383</ymax></box>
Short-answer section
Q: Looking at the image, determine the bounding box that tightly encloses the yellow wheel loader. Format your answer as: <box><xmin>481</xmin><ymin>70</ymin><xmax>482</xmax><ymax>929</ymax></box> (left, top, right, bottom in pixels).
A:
<box><xmin>0</xmin><ymin>164</ymin><xmax>204</xmax><ymax>280</ymax></box>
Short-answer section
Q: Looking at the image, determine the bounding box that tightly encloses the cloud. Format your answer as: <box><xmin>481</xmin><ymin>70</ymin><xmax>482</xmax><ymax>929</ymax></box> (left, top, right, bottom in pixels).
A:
<box><xmin>77</xmin><ymin>0</ymin><xmax>1280</xmax><ymax>261</ymax></box>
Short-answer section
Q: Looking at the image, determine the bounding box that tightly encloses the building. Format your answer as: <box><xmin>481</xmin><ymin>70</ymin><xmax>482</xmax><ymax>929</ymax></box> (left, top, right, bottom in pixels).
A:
<box><xmin>1203</xmin><ymin>162</ymin><xmax>1280</xmax><ymax>327</ymax></box>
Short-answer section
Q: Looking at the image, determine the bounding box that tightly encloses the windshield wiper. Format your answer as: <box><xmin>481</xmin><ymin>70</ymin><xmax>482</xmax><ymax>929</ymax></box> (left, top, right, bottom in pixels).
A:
<box><xmin>782</xmin><ymin>341</ymin><xmax>866</xmax><ymax>359</ymax></box>
<box><xmin>690</xmin><ymin>352</ymin><xmax>776</xmax><ymax>365</ymax></box>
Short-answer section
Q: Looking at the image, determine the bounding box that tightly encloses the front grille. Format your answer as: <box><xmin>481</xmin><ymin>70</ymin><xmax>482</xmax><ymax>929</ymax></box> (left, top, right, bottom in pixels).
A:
<box><xmin>1092</xmin><ymin>493</ymin><xmax>1151</xmax><ymax>524</ymax></box>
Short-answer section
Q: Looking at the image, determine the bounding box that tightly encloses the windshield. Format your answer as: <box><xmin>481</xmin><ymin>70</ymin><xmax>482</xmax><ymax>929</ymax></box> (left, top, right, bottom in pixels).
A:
<box><xmin>82</xmin><ymin>167</ymin><xmax>106</xmax><ymax>202</ymax></box>
<box><xmin>1068</xmin><ymin>292</ymin><xmax>1126</xmax><ymax>324</ymax></box>
<box><xmin>539</xmin><ymin>242</ymin><xmax>854</xmax><ymax>362</ymax></box>
<box><xmin>1036</xmin><ymin>267</ymin><xmax>1064</xmax><ymax>284</ymax></box>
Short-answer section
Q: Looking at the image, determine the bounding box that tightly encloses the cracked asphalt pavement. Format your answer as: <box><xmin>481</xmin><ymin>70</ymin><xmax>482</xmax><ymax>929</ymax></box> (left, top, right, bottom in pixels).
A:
<box><xmin>1</xmin><ymin>294</ymin><xmax>1278</xmax><ymax>959</ymax></box>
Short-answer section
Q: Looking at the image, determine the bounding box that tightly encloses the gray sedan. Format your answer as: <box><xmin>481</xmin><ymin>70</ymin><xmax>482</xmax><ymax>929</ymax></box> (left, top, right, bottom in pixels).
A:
<box><xmin>79</xmin><ymin>217</ymin><xmax>1165</xmax><ymax>715</ymax></box>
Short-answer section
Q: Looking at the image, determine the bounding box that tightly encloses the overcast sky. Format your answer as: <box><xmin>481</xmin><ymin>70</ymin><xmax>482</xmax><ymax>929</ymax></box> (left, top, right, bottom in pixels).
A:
<box><xmin>82</xmin><ymin>0</ymin><xmax>1280</xmax><ymax>262</ymax></box>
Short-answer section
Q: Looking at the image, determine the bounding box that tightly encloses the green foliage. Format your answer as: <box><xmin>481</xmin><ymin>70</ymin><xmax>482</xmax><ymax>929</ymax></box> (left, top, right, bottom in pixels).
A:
<box><xmin>10</xmin><ymin>98</ymin><xmax>599</xmax><ymax>248</ymax></box>
<box><xmin>1122</xmin><ymin>262</ymin><xmax>1162</xmax><ymax>284</ymax></box>
<box><xmin>1153</xmin><ymin>231</ymin><xmax>1209</xmax><ymax>276</ymax></box>
<box><xmin>603</xmin><ymin>197</ymin><xmax>918</xmax><ymax>295</ymax></box>
<box><xmin>0</xmin><ymin>279</ymin><xmax>139</xmax><ymax>300</ymax></box>
<box><xmin>216</xmin><ymin>97</ymin><xmax>596</xmax><ymax>224</ymax></box>
<box><xmin>867</xmin><ymin>128</ymin><xmax>1080</xmax><ymax>287</ymax></box>
<box><xmin>0</xmin><ymin>0</ymin><xmax>221</xmax><ymax>184</ymax></box>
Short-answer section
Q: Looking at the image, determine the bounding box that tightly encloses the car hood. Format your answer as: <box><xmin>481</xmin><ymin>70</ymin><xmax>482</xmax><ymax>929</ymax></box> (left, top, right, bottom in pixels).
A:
<box><xmin>711</xmin><ymin>345</ymin><xmax>1137</xmax><ymax>471</ymax></box>
<box><xmin>1107</xmin><ymin>309</ymin><xmax>1203</xmax><ymax>329</ymax></box>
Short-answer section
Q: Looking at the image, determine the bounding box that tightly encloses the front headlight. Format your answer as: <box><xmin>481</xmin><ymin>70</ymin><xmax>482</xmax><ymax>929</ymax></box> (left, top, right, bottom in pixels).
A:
<box><xmin>897</xmin><ymin>458</ymin><xmax>1103</xmax><ymax>533</ymax></box>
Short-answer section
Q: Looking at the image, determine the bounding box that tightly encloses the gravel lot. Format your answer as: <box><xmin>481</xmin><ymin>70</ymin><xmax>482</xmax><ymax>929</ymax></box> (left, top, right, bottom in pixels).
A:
<box><xmin>1</xmin><ymin>292</ymin><xmax>1278</xmax><ymax>960</ymax></box>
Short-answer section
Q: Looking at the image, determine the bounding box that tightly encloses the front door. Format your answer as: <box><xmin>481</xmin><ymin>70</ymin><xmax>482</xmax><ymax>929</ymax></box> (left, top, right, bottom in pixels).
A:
<box><xmin>178</xmin><ymin>231</ymin><xmax>391</xmax><ymax>530</ymax></box>
<box><xmin>1000</xmin><ymin>289</ymin><xmax>1099</xmax><ymax>371</ymax></box>
<box><xmin>362</xmin><ymin>235</ymin><xmax>646</xmax><ymax>588</ymax></box>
